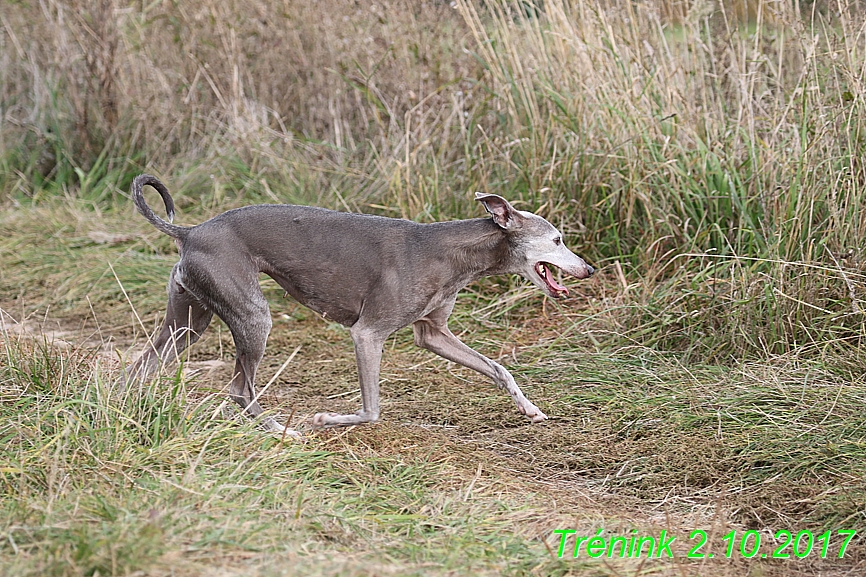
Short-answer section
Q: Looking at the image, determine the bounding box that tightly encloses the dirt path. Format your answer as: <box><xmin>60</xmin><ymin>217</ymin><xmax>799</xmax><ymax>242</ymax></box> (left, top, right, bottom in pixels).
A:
<box><xmin>2</xmin><ymin>304</ymin><xmax>858</xmax><ymax>577</ymax></box>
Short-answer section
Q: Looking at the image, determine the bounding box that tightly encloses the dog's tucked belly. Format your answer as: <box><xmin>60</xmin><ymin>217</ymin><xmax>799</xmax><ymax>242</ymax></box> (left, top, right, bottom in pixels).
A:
<box><xmin>266</xmin><ymin>270</ymin><xmax>362</xmax><ymax>327</ymax></box>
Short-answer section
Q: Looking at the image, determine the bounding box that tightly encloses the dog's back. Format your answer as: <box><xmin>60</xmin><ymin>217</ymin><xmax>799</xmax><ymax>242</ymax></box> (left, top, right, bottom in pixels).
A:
<box><xmin>180</xmin><ymin>205</ymin><xmax>506</xmax><ymax>328</ymax></box>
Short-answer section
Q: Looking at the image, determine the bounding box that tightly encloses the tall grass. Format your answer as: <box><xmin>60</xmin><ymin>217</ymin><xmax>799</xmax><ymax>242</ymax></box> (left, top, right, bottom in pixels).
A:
<box><xmin>455</xmin><ymin>0</ymin><xmax>866</xmax><ymax>358</ymax></box>
<box><xmin>0</xmin><ymin>333</ymin><xmax>595</xmax><ymax>577</ymax></box>
<box><xmin>2</xmin><ymin>0</ymin><xmax>865</xmax><ymax>359</ymax></box>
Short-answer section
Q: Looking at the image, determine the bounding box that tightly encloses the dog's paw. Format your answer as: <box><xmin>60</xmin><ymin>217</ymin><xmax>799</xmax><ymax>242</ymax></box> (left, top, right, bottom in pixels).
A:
<box><xmin>272</xmin><ymin>426</ymin><xmax>304</xmax><ymax>440</ymax></box>
<box><xmin>312</xmin><ymin>412</ymin><xmax>340</xmax><ymax>428</ymax></box>
<box><xmin>529</xmin><ymin>409</ymin><xmax>548</xmax><ymax>423</ymax></box>
<box><xmin>262</xmin><ymin>417</ymin><xmax>303</xmax><ymax>438</ymax></box>
<box><xmin>312</xmin><ymin>410</ymin><xmax>379</xmax><ymax>427</ymax></box>
<box><xmin>517</xmin><ymin>402</ymin><xmax>547</xmax><ymax>423</ymax></box>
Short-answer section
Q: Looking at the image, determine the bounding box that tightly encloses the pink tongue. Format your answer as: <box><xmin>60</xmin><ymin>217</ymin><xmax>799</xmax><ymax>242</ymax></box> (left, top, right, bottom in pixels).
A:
<box><xmin>543</xmin><ymin>264</ymin><xmax>569</xmax><ymax>295</ymax></box>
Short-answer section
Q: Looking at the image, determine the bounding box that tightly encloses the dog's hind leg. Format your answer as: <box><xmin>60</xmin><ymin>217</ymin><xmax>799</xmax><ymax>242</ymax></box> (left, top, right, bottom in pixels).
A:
<box><xmin>412</xmin><ymin>303</ymin><xmax>548</xmax><ymax>423</ymax></box>
<box><xmin>122</xmin><ymin>266</ymin><xmax>214</xmax><ymax>387</ymax></box>
<box><xmin>205</xmin><ymin>283</ymin><xmax>294</xmax><ymax>434</ymax></box>
<box><xmin>215</xmin><ymin>296</ymin><xmax>279</xmax><ymax>429</ymax></box>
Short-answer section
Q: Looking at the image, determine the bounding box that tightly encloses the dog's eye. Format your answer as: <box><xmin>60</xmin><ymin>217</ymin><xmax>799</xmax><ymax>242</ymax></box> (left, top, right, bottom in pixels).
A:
<box><xmin>554</xmin><ymin>237</ymin><xmax>562</xmax><ymax>245</ymax></box>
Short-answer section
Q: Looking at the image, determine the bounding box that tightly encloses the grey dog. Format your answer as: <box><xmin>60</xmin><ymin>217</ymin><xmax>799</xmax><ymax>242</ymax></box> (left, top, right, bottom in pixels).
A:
<box><xmin>123</xmin><ymin>175</ymin><xmax>594</xmax><ymax>433</ymax></box>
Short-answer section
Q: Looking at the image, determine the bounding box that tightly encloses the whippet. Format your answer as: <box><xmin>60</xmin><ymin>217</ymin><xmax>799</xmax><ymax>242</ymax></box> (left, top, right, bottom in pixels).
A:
<box><xmin>123</xmin><ymin>175</ymin><xmax>594</xmax><ymax>433</ymax></box>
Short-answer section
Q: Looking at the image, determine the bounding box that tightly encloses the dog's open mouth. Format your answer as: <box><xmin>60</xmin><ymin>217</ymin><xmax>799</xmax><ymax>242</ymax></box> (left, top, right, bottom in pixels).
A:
<box><xmin>535</xmin><ymin>262</ymin><xmax>569</xmax><ymax>297</ymax></box>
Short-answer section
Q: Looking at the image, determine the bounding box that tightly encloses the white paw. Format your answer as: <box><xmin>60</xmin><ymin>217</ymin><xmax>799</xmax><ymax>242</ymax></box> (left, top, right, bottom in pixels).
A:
<box><xmin>518</xmin><ymin>402</ymin><xmax>547</xmax><ymax>423</ymax></box>
<box><xmin>529</xmin><ymin>409</ymin><xmax>548</xmax><ymax>423</ymax></box>
<box><xmin>272</xmin><ymin>427</ymin><xmax>304</xmax><ymax>440</ymax></box>
<box><xmin>312</xmin><ymin>412</ymin><xmax>340</xmax><ymax>428</ymax></box>
<box><xmin>262</xmin><ymin>417</ymin><xmax>302</xmax><ymax>438</ymax></box>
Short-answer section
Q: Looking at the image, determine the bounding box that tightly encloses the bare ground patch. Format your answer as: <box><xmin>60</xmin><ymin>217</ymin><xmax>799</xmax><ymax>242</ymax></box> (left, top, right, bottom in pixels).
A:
<box><xmin>3</xmin><ymin>302</ymin><xmax>862</xmax><ymax>576</ymax></box>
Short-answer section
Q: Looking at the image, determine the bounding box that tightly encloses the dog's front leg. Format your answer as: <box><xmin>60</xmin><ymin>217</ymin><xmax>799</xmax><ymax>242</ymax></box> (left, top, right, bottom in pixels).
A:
<box><xmin>413</xmin><ymin>316</ymin><xmax>547</xmax><ymax>423</ymax></box>
<box><xmin>312</xmin><ymin>325</ymin><xmax>386</xmax><ymax>428</ymax></box>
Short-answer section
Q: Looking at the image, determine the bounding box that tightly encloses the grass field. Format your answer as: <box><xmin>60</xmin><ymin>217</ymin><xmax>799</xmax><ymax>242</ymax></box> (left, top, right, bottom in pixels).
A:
<box><xmin>2</xmin><ymin>0</ymin><xmax>865</xmax><ymax>575</ymax></box>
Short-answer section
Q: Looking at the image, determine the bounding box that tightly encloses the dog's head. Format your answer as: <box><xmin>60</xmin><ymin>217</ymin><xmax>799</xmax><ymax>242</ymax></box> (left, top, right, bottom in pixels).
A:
<box><xmin>476</xmin><ymin>192</ymin><xmax>594</xmax><ymax>298</ymax></box>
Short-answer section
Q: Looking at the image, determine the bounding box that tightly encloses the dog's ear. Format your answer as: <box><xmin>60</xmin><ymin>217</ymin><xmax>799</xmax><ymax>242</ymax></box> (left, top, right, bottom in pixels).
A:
<box><xmin>475</xmin><ymin>192</ymin><xmax>522</xmax><ymax>230</ymax></box>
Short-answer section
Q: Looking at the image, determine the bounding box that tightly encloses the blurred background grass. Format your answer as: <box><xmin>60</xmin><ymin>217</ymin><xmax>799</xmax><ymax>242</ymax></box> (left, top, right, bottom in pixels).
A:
<box><xmin>3</xmin><ymin>0</ymin><xmax>865</xmax><ymax>361</ymax></box>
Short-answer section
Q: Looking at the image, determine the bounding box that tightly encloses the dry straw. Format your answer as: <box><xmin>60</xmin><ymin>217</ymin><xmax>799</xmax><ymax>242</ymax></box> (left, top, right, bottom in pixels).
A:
<box><xmin>2</xmin><ymin>0</ymin><xmax>865</xmax><ymax>356</ymax></box>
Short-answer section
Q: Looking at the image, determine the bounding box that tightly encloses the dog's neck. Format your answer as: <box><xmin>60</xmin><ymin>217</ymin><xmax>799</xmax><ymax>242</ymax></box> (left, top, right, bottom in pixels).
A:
<box><xmin>426</xmin><ymin>218</ymin><xmax>513</xmax><ymax>279</ymax></box>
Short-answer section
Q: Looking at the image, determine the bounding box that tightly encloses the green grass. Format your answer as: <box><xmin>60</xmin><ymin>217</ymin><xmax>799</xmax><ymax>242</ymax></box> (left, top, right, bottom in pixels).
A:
<box><xmin>2</xmin><ymin>0</ymin><xmax>866</xmax><ymax>574</ymax></box>
<box><xmin>0</xmin><ymin>197</ymin><xmax>861</xmax><ymax>575</ymax></box>
<box><xmin>2</xmin><ymin>297</ymin><xmax>863</xmax><ymax>576</ymax></box>
<box><xmin>0</xmin><ymin>337</ymin><xmax>599</xmax><ymax>577</ymax></box>
<box><xmin>528</xmin><ymin>352</ymin><xmax>866</xmax><ymax>529</ymax></box>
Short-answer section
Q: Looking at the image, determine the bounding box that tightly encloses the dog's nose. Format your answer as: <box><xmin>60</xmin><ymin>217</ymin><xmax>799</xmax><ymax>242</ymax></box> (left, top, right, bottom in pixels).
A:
<box><xmin>586</xmin><ymin>264</ymin><xmax>595</xmax><ymax>277</ymax></box>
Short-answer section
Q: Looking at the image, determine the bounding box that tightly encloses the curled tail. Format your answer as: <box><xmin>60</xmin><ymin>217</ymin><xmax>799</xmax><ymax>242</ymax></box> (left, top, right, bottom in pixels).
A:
<box><xmin>131</xmin><ymin>174</ymin><xmax>189</xmax><ymax>239</ymax></box>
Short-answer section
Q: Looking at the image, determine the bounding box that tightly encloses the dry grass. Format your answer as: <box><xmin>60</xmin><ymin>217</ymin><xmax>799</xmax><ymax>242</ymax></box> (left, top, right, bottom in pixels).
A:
<box><xmin>1</xmin><ymin>300</ymin><xmax>863</xmax><ymax>576</ymax></box>
<box><xmin>2</xmin><ymin>1</ymin><xmax>866</xmax><ymax>575</ymax></box>
<box><xmin>3</xmin><ymin>0</ymin><xmax>866</xmax><ymax>357</ymax></box>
